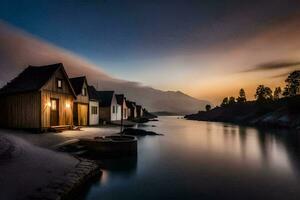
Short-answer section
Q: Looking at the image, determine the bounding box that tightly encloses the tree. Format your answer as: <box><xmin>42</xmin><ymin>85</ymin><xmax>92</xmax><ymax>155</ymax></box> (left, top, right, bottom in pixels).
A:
<box><xmin>221</xmin><ymin>97</ymin><xmax>229</xmax><ymax>107</ymax></box>
<box><xmin>283</xmin><ymin>71</ymin><xmax>300</xmax><ymax>97</ymax></box>
<box><xmin>237</xmin><ymin>88</ymin><xmax>246</xmax><ymax>102</ymax></box>
<box><xmin>228</xmin><ymin>96</ymin><xmax>236</xmax><ymax>104</ymax></box>
<box><xmin>255</xmin><ymin>85</ymin><xmax>273</xmax><ymax>102</ymax></box>
<box><xmin>273</xmin><ymin>87</ymin><xmax>282</xmax><ymax>100</ymax></box>
<box><xmin>205</xmin><ymin>104</ymin><xmax>211</xmax><ymax>111</ymax></box>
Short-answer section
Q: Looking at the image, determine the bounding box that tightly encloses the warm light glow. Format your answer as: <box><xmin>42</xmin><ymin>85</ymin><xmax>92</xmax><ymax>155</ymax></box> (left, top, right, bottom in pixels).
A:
<box><xmin>65</xmin><ymin>102</ymin><xmax>71</xmax><ymax>108</ymax></box>
<box><xmin>46</xmin><ymin>102</ymin><xmax>51</xmax><ymax>107</ymax></box>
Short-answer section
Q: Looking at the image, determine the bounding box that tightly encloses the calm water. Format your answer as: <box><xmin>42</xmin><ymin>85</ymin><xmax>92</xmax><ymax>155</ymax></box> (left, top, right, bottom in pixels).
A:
<box><xmin>82</xmin><ymin>116</ymin><xmax>300</xmax><ymax>200</ymax></box>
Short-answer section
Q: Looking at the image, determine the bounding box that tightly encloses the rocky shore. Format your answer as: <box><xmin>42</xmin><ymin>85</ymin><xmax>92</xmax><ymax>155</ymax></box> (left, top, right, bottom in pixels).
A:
<box><xmin>27</xmin><ymin>158</ymin><xmax>101</xmax><ymax>200</ymax></box>
<box><xmin>185</xmin><ymin>96</ymin><xmax>300</xmax><ymax>129</ymax></box>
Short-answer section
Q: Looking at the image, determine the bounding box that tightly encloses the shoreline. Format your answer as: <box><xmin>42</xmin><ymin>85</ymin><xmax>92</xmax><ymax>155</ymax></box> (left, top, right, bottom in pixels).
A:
<box><xmin>27</xmin><ymin>157</ymin><xmax>101</xmax><ymax>200</ymax></box>
<box><xmin>0</xmin><ymin>128</ymin><xmax>112</xmax><ymax>200</ymax></box>
<box><xmin>185</xmin><ymin>96</ymin><xmax>300</xmax><ymax>130</ymax></box>
<box><xmin>184</xmin><ymin>117</ymin><xmax>298</xmax><ymax>130</ymax></box>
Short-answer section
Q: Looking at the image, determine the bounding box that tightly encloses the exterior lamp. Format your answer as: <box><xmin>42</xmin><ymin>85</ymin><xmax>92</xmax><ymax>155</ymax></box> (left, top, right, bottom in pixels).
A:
<box><xmin>65</xmin><ymin>102</ymin><xmax>71</xmax><ymax>109</ymax></box>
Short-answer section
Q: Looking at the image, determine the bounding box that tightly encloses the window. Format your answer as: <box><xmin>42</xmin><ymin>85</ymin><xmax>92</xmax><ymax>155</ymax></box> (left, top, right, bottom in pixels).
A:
<box><xmin>82</xmin><ymin>88</ymin><xmax>87</xmax><ymax>96</ymax></box>
<box><xmin>112</xmin><ymin>106</ymin><xmax>115</xmax><ymax>113</ymax></box>
<box><xmin>91</xmin><ymin>106</ymin><xmax>98</xmax><ymax>115</ymax></box>
<box><xmin>57</xmin><ymin>79</ymin><xmax>62</xmax><ymax>89</ymax></box>
<box><xmin>124</xmin><ymin>109</ymin><xmax>127</xmax><ymax>118</ymax></box>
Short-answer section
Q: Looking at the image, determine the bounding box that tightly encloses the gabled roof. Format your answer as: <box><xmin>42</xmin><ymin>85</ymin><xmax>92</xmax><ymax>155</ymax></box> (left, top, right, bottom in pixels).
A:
<box><xmin>69</xmin><ymin>76</ymin><xmax>87</xmax><ymax>96</ymax></box>
<box><xmin>126</xmin><ymin>100</ymin><xmax>135</xmax><ymax>109</ymax></box>
<box><xmin>0</xmin><ymin>63</ymin><xmax>76</xmax><ymax>97</ymax></box>
<box><xmin>136</xmin><ymin>105</ymin><xmax>142</xmax><ymax>110</ymax></box>
<box><xmin>87</xmin><ymin>85</ymin><xmax>99</xmax><ymax>101</ymax></box>
<box><xmin>115</xmin><ymin>94</ymin><xmax>125</xmax><ymax>105</ymax></box>
<box><xmin>97</xmin><ymin>91</ymin><xmax>115</xmax><ymax>107</ymax></box>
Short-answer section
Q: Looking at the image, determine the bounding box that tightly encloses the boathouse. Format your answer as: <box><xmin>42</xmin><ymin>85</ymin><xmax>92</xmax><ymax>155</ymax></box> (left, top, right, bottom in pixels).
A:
<box><xmin>0</xmin><ymin>63</ymin><xmax>76</xmax><ymax>131</ymax></box>
<box><xmin>69</xmin><ymin>76</ymin><xmax>89</xmax><ymax>126</ymax></box>
<box><xmin>87</xmin><ymin>85</ymin><xmax>99</xmax><ymax>125</ymax></box>
<box><xmin>116</xmin><ymin>94</ymin><xmax>128</xmax><ymax>120</ymax></box>
<box><xmin>126</xmin><ymin>100</ymin><xmax>132</xmax><ymax>119</ymax></box>
<box><xmin>136</xmin><ymin>105</ymin><xmax>143</xmax><ymax>118</ymax></box>
<box><xmin>126</xmin><ymin>101</ymin><xmax>137</xmax><ymax>119</ymax></box>
<box><xmin>97</xmin><ymin>91</ymin><xmax>119</xmax><ymax>122</ymax></box>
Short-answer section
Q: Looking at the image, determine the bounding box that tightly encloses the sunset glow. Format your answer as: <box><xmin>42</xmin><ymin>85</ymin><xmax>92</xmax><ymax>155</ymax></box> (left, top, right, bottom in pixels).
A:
<box><xmin>1</xmin><ymin>1</ymin><xmax>300</xmax><ymax>105</ymax></box>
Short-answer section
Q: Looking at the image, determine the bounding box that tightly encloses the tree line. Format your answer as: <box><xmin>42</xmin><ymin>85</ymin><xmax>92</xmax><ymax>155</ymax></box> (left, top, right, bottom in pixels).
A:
<box><xmin>205</xmin><ymin>70</ymin><xmax>300</xmax><ymax>111</ymax></box>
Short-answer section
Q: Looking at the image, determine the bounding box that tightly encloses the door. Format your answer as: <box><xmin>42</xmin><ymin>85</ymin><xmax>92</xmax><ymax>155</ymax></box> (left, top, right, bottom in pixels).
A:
<box><xmin>50</xmin><ymin>99</ymin><xmax>59</xmax><ymax>126</ymax></box>
<box><xmin>78</xmin><ymin>104</ymin><xmax>88</xmax><ymax>126</ymax></box>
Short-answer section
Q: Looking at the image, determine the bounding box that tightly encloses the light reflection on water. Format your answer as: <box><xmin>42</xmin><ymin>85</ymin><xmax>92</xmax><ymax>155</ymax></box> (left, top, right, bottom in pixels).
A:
<box><xmin>82</xmin><ymin>116</ymin><xmax>300</xmax><ymax>200</ymax></box>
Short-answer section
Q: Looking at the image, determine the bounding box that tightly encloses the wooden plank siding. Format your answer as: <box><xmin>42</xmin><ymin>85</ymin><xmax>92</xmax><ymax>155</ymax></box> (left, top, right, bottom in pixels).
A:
<box><xmin>0</xmin><ymin>92</ymin><xmax>40</xmax><ymax>129</ymax></box>
<box><xmin>40</xmin><ymin>67</ymin><xmax>75</xmax><ymax>128</ymax></box>
<box><xmin>73</xmin><ymin>81</ymin><xmax>89</xmax><ymax>104</ymax></box>
<box><xmin>41</xmin><ymin>91</ymin><xmax>74</xmax><ymax>128</ymax></box>
<box><xmin>99</xmin><ymin>107</ymin><xmax>111</xmax><ymax>122</ymax></box>
<box><xmin>73</xmin><ymin>102</ymin><xmax>88</xmax><ymax>126</ymax></box>
<box><xmin>0</xmin><ymin>64</ymin><xmax>76</xmax><ymax>131</ymax></box>
<box><xmin>42</xmin><ymin>68</ymin><xmax>73</xmax><ymax>94</ymax></box>
<box><xmin>73</xmin><ymin>80</ymin><xmax>89</xmax><ymax>126</ymax></box>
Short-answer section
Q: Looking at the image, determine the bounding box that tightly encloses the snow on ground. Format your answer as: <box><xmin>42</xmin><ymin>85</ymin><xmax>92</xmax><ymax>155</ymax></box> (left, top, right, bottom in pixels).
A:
<box><xmin>0</xmin><ymin>126</ymin><xmax>119</xmax><ymax>200</ymax></box>
<box><xmin>2</xmin><ymin>126</ymin><xmax>120</xmax><ymax>148</ymax></box>
<box><xmin>0</xmin><ymin>134</ymin><xmax>77</xmax><ymax>200</ymax></box>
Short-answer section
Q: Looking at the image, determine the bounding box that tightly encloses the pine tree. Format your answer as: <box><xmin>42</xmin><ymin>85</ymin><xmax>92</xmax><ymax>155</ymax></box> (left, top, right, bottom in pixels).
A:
<box><xmin>273</xmin><ymin>87</ymin><xmax>282</xmax><ymax>100</ymax></box>
<box><xmin>283</xmin><ymin>71</ymin><xmax>300</xmax><ymax>97</ymax></box>
<box><xmin>237</xmin><ymin>88</ymin><xmax>246</xmax><ymax>102</ymax></box>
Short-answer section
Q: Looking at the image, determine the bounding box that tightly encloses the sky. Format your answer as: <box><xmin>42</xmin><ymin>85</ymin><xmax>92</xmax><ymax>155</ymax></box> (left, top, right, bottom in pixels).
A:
<box><xmin>1</xmin><ymin>0</ymin><xmax>300</xmax><ymax>104</ymax></box>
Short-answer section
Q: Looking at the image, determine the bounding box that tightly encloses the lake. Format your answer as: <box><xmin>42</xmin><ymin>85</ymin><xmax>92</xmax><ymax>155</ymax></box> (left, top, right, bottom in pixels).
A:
<box><xmin>81</xmin><ymin>116</ymin><xmax>300</xmax><ymax>200</ymax></box>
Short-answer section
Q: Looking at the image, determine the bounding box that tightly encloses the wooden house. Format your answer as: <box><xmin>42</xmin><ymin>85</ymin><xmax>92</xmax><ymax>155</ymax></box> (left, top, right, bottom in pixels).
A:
<box><xmin>116</xmin><ymin>94</ymin><xmax>128</xmax><ymax>120</ymax></box>
<box><xmin>136</xmin><ymin>105</ymin><xmax>143</xmax><ymax>118</ymax></box>
<box><xmin>97</xmin><ymin>91</ymin><xmax>118</xmax><ymax>122</ymax></box>
<box><xmin>69</xmin><ymin>76</ymin><xmax>89</xmax><ymax>126</ymax></box>
<box><xmin>0</xmin><ymin>63</ymin><xmax>76</xmax><ymax>131</ymax></box>
<box><xmin>126</xmin><ymin>101</ymin><xmax>137</xmax><ymax>119</ymax></box>
<box><xmin>87</xmin><ymin>85</ymin><xmax>99</xmax><ymax>125</ymax></box>
<box><xmin>125</xmin><ymin>100</ymin><xmax>132</xmax><ymax>119</ymax></box>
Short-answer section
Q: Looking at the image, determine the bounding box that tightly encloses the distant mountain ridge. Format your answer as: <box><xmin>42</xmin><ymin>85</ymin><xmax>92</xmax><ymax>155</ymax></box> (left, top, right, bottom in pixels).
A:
<box><xmin>0</xmin><ymin>21</ymin><xmax>209</xmax><ymax>114</ymax></box>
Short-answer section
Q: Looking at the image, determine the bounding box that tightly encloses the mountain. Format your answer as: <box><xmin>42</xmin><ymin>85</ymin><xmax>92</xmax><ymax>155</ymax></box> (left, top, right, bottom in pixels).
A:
<box><xmin>0</xmin><ymin>21</ymin><xmax>209</xmax><ymax>114</ymax></box>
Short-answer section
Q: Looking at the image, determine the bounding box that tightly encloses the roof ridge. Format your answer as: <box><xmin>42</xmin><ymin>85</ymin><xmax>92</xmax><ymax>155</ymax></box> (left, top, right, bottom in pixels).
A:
<box><xmin>0</xmin><ymin>63</ymin><xmax>64</xmax><ymax>95</ymax></box>
<box><xmin>69</xmin><ymin>75</ymin><xmax>86</xmax><ymax>79</ymax></box>
<box><xmin>28</xmin><ymin>63</ymin><xmax>63</xmax><ymax>68</ymax></box>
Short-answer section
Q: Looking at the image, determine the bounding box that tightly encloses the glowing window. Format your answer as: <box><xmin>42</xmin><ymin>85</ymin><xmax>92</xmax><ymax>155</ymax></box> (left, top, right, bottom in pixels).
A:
<box><xmin>57</xmin><ymin>79</ymin><xmax>62</xmax><ymax>88</ymax></box>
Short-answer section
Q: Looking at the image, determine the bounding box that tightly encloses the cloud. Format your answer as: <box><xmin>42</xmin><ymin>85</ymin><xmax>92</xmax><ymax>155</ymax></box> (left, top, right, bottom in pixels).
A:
<box><xmin>0</xmin><ymin>20</ymin><xmax>208</xmax><ymax>113</ymax></box>
<box><xmin>242</xmin><ymin>61</ymin><xmax>300</xmax><ymax>73</ymax></box>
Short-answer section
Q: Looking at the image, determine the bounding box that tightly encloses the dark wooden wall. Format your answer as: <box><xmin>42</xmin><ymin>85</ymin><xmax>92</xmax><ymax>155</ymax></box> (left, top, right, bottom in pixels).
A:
<box><xmin>0</xmin><ymin>92</ymin><xmax>41</xmax><ymax>129</ymax></box>
<box><xmin>99</xmin><ymin>106</ymin><xmax>111</xmax><ymax>122</ymax></box>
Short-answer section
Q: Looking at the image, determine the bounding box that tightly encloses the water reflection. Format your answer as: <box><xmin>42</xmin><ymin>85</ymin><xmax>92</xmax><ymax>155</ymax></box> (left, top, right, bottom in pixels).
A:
<box><xmin>98</xmin><ymin>156</ymin><xmax>137</xmax><ymax>177</ymax></box>
<box><xmin>83</xmin><ymin>117</ymin><xmax>300</xmax><ymax>200</ymax></box>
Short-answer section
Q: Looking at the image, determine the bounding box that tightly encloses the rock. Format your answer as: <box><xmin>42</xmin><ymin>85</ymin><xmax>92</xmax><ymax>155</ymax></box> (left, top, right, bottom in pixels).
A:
<box><xmin>122</xmin><ymin>128</ymin><xmax>163</xmax><ymax>136</ymax></box>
